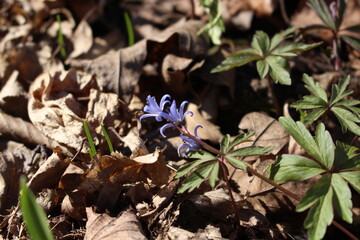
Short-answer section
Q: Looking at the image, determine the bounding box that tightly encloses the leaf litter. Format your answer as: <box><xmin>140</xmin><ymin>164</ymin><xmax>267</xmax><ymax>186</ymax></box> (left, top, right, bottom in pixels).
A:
<box><xmin>0</xmin><ymin>0</ymin><xmax>359</xmax><ymax>239</ymax></box>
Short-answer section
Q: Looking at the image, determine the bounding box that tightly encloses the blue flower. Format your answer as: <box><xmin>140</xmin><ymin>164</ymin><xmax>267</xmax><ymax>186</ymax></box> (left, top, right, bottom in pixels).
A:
<box><xmin>159</xmin><ymin>100</ymin><xmax>193</xmax><ymax>137</ymax></box>
<box><xmin>140</xmin><ymin>95</ymin><xmax>171</xmax><ymax>122</ymax></box>
<box><xmin>178</xmin><ymin>125</ymin><xmax>202</xmax><ymax>157</ymax></box>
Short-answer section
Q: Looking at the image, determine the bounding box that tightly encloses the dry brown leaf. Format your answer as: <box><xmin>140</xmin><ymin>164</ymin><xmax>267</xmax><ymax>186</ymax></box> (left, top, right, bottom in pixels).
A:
<box><xmin>185</xmin><ymin>103</ymin><xmax>224</xmax><ymax>144</ymax></box>
<box><xmin>238</xmin><ymin>112</ymin><xmax>289</xmax><ymax>155</ymax></box>
<box><xmin>224</xmin><ymin>0</ymin><xmax>278</xmax><ymax>16</ymax></box>
<box><xmin>67</xmin><ymin>19</ymin><xmax>93</xmax><ymax>60</ymax></box>
<box><xmin>85</xmin><ymin>208</ymin><xmax>147</xmax><ymax>240</ymax></box>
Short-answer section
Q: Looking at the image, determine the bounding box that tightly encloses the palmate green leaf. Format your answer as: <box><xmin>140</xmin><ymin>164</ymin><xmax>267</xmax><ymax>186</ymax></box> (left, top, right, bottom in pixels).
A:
<box><xmin>315</xmin><ymin>123</ymin><xmax>334</xmax><ymax>169</ymax></box>
<box><xmin>297</xmin><ymin>174</ymin><xmax>332</xmax><ymax>212</ymax></box>
<box><xmin>330</xmin><ymin>75</ymin><xmax>351</xmax><ymax>104</ymax></box>
<box><xmin>303</xmin><ymin>108</ymin><xmax>328</xmax><ymax>125</ymax></box>
<box><xmin>332</xmin><ymin>174</ymin><xmax>353</xmax><ymax>223</ymax></box>
<box><xmin>225</xmin><ymin>156</ymin><xmax>247</xmax><ymax>170</ymax></box>
<box><xmin>269</xmin><ymin>155</ymin><xmax>325</xmax><ymax>183</ymax></box>
<box><xmin>332</xmin><ymin>106</ymin><xmax>360</xmax><ymax>135</ymax></box>
<box><xmin>220</xmin><ymin>134</ymin><xmax>231</xmax><ymax>153</ymax></box>
<box><xmin>256</xmin><ymin>59</ymin><xmax>269</xmax><ymax>79</ymax></box>
<box><xmin>302</xmin><ymin>74</ymin><xmax>328</xmax><ymax>103</ymax></box>
<box><xmin>227</xmin><ymin>146</ymin><xmax>273</xmax><ymax>157</ymax></box>
<box><xmin>269</xmin><ymin>27</ymin><xmax>297</xmax><ymax>51</ymax></box>
<box><xmin>211</xmin><ymin>54</ymin><xmax>261</xmax><ymax>73</ymax></box>
<box><xmin>303</xmin><ymin>186</ymin><xmax>334</xmax><ymax>240</ymax></box>
<box><xmin>339</xmin><ymin>171</ymin><xmax>360</xmax><ymax>193</ymax></box>
<box><xmin>251</xmin><ymin>31</ymin><xmax>270</xmax><ymax>55</ymax></box>
<box><xmin>19</xmin><ymin>177</ymin><xmax>55</xmax><ymax>240</ymax></box>
<box><xmin>177</xmin><ymin>161</ymin><xmax>217</xmax><ymax>193</ymax></box>
<box><xmin>175</xmin><ymin>151</ymin><xmax>217</xmax><ymax>179</ymax></box>
<box><xmin>308</xmin><ymin>0</ymin><xmax>336</xmax><ymax>31</ymax></box>
<box><xmin>341</xmin><ymin>34</ymin><xmax>360</xmax><ymax>51</ymax></box>
<box><xmin>291</xmin><ymin>95</ymin><xmax>327</xmax><ymax>109</ymax></box>
<box><xmin>266</xmin><ymin>56</ymin><xmax>291</xmax><ymax>85</ymax></box>
<box><xmin>228</xmin><ymin>131</ymin><xmax>254</xmax><ymax>151</ymax></box>
<box><xmin>279</xmin><ymin>117</ymin><xmax>323</xmax><ymax>163</ymax></box>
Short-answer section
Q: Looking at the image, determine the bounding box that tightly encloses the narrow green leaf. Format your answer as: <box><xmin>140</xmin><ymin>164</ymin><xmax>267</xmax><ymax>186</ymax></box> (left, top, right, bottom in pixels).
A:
<box><xmin>291</xmin><ymin>95</ymin><xmax>327</xmax><ymax>109</ymax></box>
<box><xmin>336</xmin><ymin>141</ymin><xmax>359</xmax><ymax>159</ymax></box>
<box><xmin>124</xmin><ymin>12</ymin><xmax>135</xmax><ymax>46</ymax></box>
<box><xmin>209</xmin><ymin>161</ymin><xmax>220</xmax><ymax>187</ymax></box>
<box><xmin>332</xmin><ymin>174</ymin><xmax>353</xmax><ymax>223</ymax></box>
<box><xmin>279</xmin><ymin>117</ymin><xmax>323</xmax><ymax>162</ymax></box>
<box><xmin>269</xmin><ymin>27</ymin><xmax>297</xmax><ymax>51</ymax></box>
<box><xmin>296</xmin><ymin>174</ymin><xmax>332</xmax><ymax>212</ymax></box>
<box><xmin>228</xmin><ymin>131</ymin><xmax>254</xmax><ymax>151</ymax></box>
<box><xmin>56</xmin><ymin>15</ymin><xmax>67</xmax><ymax>58</ymax></box>
<box><xmin>332</xmin><ymin>106</ymin><xmax>360</xmax><ymax>123</ymax></box>
<box><xmin>335</xmin><ymin>99</ymin><xmax>360</xmax><ymax>107</ymax></box>
<box><xmin>344</xmin><ymin>24</ymin><xmax>360</xmax><ymax>32</ymax></box>
<box><xmin>267</xmin><ymin>56</ymin><xmax>291</xmax><ymax>85</ymax></box>
<box><xmin>333</xmin><ymin>109</ymin><xmax>360</xmax><ymax>135</ymax></box>
<box><xmin>304</xmin><ymin>187</ymin><xmax>334</xmax><ymax>240</ymax></box>
<box><xmin>227</xmin><ymin>146</ymin><xmax>273</xmax><ymax>157</ymax></box>
<box><xmin>303</xmin><ymin>107</ymin><xmax>328</xmax><ymax>125</ymax></box>
<box><xmin>211</xmin><ymin>54</ymin><xmax>261</xmax><ymax>73</ymax></box>
<box><xmin>177</xmin><ymin>162</ymin><xmax>215</xmax><ymax>193</ymax></box>
<box><xmin>175</xmin><ymin>151</ymin><xmax>216</xmax><ymax>179</ymax></box>
<box><xmin>225</xmin><ymin>156</ymin><xmax>247</xmax><ymax>170</ymax></box>
<box><xmin>256</xmin><ymin>59</ymin><xmax>269</xmax><ymax>79</ymax></box>
<box><xmin>272</xmin><ymin>42</ymin><xmax>322</xmax><ymax>55</ymax></box>
<box><xmin>19</xmin><ymin>177</ymin><xmax>55</xmax><ymax>240</ymax></box>
<box><xmin>308</xmin><ymin>0</ymin><xmax>336</xmax><ymax>30</ymax></box>
<box><xmin>341</xmin><ymin>34</ymin><xmax>360</xmax><ymax>51</ymax></box>
<box><xmin>335</xmin><ymin>0</ymin><xmax>347</xmax><ymax>29</ymax></box>
<box><xmin>330</xmin><ymin>75</ymin><xmax>351</xmax><ymax>104</ymax></box>
<box><xmin>101</xmin><ymin>124</ymin><xmax>114</xmax><ymax>153</ymax></box>
<box><xmin>339</xmin><ymin>171</ymin><xmax>360</xmax><ymax>193</ymax></box>
<box><xmin>269</xmin><ymin>155</ymin><xmax>325</xmax><ymax>183</ymax></box>
<box><xmin>315</xmin><ymin>123</ymin><xmax>334</xmax><ymax>169</ymax></box>
<box><xmin>83</xmin><ymin>120</ymin><xmax>97</xmax><ymax>158</ymax></box>
<box><xmin>221</xmin><ymin>134</ymin><xmax>231</xmax><ymax>153</ymax></box>
<box><xmin>302</xmin><ymin>74</ymin><xmax>328</xmax><ymax>103</ymax></box>
<box><xmin>251</xmin><ymin>31</ymin><xmax>270</xmax><ymax>55</ymax></box>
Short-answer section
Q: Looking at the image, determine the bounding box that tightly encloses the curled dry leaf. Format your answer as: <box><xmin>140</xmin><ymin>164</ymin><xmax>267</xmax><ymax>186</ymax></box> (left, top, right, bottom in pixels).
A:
<box><xmin>185</xmin><ymin>102</ymin><xmax>224</xmax><ymax>144</ymax></box>
<box><xmin>84</xmin><ymin>208</ymin><xmax>147</xmax><ymax>240</ymax></box>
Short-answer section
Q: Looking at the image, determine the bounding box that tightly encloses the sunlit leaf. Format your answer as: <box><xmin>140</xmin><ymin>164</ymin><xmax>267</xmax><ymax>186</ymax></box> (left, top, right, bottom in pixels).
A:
<box><xmin>332</xmin><ymin>174</ymin><xmax>353</xmax><ymax>223</ymax></box>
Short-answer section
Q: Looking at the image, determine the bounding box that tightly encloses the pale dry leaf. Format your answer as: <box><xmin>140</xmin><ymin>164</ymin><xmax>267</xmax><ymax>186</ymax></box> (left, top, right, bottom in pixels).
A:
<box><xmin>84</xmin><ymin>208</ymin><xmax>147</xmax><ymax>240</ymax></box>
<box><xmin>185</xmin><ymin>103</ymin><xmax>224</xmax><ymax>144</ymax></box>
<box><xmin>224</xmin><ymin>0</ymin><xmax>278</xmax><ymax>16</ymax></box>
<box><xmin>0</xmin><ymin>110</ymin><xmax>60</xmax><ymax>149</ymax></box>
<box><xmin>67</xmin><ymin>19</ymin><xmax>93</xmax><ymax>60</ymax></box>
<box><xmin>238</xmin><ymin>112</ymin><xmax>289</xmax><ymax>155</ymax></box>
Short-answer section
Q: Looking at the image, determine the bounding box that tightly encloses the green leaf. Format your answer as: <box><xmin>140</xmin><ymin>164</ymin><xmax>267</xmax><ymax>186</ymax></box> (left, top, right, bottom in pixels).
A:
<box><xmin>256</xmin><ymin>59</ymin><xmax>269</xmax><ymax>79</ymax></box>
<box><xmin>315</xmin><ymin>123</ymin><xmax>334</xmax><ymax>169</ymax></box>
<box><xmin>332</xmin><ymin>174</ymin><xmax>353</xmax><ymax>223</ymax></box>
<box><xmin>291</xmin><ymin>95</ymin><xmax>327</xmax><ymax>109</ymax></box>
<box><xmin>220</xmin><ymin>134</ymin><xmax>231</xmax><ymax>153</ymax></box>
<box><xmin>339</xmin><ymin>171</ymin><xmax>360</xmax><ymax>193</ymax></box>
<box><xmin>211</xmin><ymin>54</ymin><xmax>261</xmax><ymax>73</ymax></box>
<box><xmin>302</xmin><ymin>74</ymin><xmax>328</xmax><ymax>103</ymax></box>
<box><xmin>335</xmin><ymin>0</ymin><xmax>347</xmax><ymax>29</ymax></box>
<box><xmin>19</xmin><ymin>177</ymin><xmax>55</xmax><ymax>240</ymax></box>
<box><xmin>335</xmin><ymin>99</ymin><xmax>360</xmax><ymax>108</ymax></box>
<box><xmin>225</xmin><ymin>156</ymin><xmax>247</xmax><ymax>170</ymax></box>
<box><xmin>308</xmin><ymin>0</ymin><xmax>337</xmax><ymax>30</ymax></box>
<box><xmin>330</xmin><ymin>75</ymin><xmax>351</xmax><ymax>104</ymax></box>
<box><xmin>101</xmin><ymin>124</ymin><xmax>114</xmax><ymax>153</ymax></box>
<box><xmin>297</xmin><ymin>174</ymin><xmax>332</xmax><ymax>212</ymax></box>
<box><xmin>336</xmin><ymin>141</ymin><xmax>359</xmax><ymax>159</ymax></box>
<box><xmin>341</xmin><ymin>34</ymin><xmax>360</xmax><ymax>51</ymax></box>
<box><xmin>124</xmin><ymin>12</ymin><xmax>135</xmax><ymax>46</ymax></box>
<box><xmin>333</xmin><ymin>109</ymin><xmax>360</xmax><ymax>135</ymax></box>
<box><xmin>304</xmin><ymin>187</ymin><xmax>334</xmax><ymax>240</ymax></box>
<box><xmin>344</xmin><ymin>24</ymin><xmax>360</xmax><ymax>33</ymax></box>
<box><xmin>251</xmin><ymin>31</ymin><xmax>270</xmax><ymax>55</ymax></box>
<box><xmin>266</xmin><ymin>56</ymin><xmax>291</xmax><ymax>85</ymax></box>
<box><xmin>83</xmin><ymin>120</ymin><xmax>97</xmax><ymax>159</ymax></box>
<box><xmin>279</xmin><ymin>117</ymin><xmax>323</xmax><ymax>162</ymax></box>
<box><xmin>177</xmin><ymin>162</ymin><xmax>216</xmax><ymax>193</ymax></box>
<box><xmin>269</xmin><ymin>27</ymin><xmax>297</xmax><ymax>51</ymax></box>
<box><xmin>175</xmin><ymin>151</ymin><xmax>217</xmax><ymax>178</ymax></box>
<box><xmin>209</xmin><ymin>161</ymin><xmax>220</xmax><ymax>187</ymax></box>
<box><xmin>269</xmin><ymin>155</ymin><xmax>325</xmax><ymax>183</ymax></box>
<box><xmin>227</xmin><ymin>146</ymin><xmax>273</xmax><ymax>157</ymax></box>
<box><xmin>272</xmin><ymin>42</ymin><xmax>322</xmax><ymax>56</ymax></box>
<box><xmin>303</xmin><ymin>108</ymin><xmax>328</xmax><ymax>125</ymax></box>
<box><xmin>228</xmin><ymin>131</ymin><xmax>254</xmax><ymax>151</ymax></box>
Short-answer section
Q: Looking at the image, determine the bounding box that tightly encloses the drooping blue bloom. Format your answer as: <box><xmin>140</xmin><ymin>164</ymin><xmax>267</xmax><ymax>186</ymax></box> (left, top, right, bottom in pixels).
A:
<box><xmin>140</xmin><ymin>95</ymin><xmax>171</xmax><ymax>122</ymax></box>
<box><xmin>159</xmin><ymin>100</ymin><xmax>193</xmax><ymax>137</ymax></box>
<box><xmin>178</xmin><ymin>125</ymin><xmax>202</xmax><ymax>157</ymax></box>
